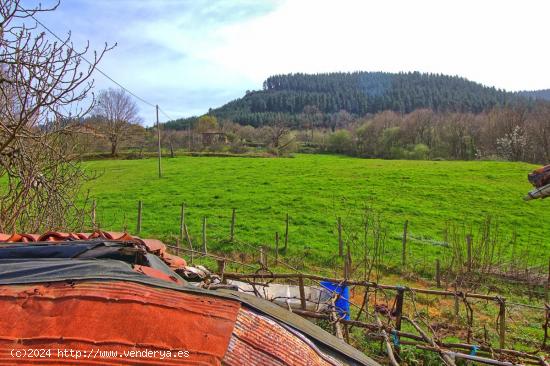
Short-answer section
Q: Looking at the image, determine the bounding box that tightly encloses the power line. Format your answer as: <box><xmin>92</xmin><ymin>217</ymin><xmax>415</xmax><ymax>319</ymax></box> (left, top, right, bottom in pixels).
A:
<box><xmin>158</xmin><ymin>106</ymin><xmax>176</xmax><ymax>122</ymax></box>
<box><xmin>21</xmin><ymin>6</ymin><xmax>177</xmax><ymax>122</ymax></box>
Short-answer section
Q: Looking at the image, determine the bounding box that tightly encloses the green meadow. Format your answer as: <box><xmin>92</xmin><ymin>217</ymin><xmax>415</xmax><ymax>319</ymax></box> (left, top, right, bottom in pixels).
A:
<box><xmin>83</xmin><ymin>154</ymin><xmax>549</xmax><ymax>274</ymax></box>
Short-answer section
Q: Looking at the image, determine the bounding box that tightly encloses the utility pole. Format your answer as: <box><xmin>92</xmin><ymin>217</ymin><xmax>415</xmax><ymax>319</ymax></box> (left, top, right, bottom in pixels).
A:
<box><xmin>156</xmin><ymin>104</ymin><xmax>162</xmax><ymax>178</ymax></box>
<box><xmin>188</xmin><ymin>121</ymin><xmax>191</xmax><ymax>152</ymax></box>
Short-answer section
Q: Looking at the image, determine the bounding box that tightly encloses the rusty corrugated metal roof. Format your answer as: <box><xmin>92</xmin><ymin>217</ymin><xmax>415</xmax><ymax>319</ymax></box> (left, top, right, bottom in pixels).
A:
<box><xmin>0</xmin><ymin>233</ymin><xmax>378</xmax><ymax>365</ymax></box>
<box><xmin>0</xmin><ymin>281</ymin><xmax>240</xmax><ymax>365</ymax></box>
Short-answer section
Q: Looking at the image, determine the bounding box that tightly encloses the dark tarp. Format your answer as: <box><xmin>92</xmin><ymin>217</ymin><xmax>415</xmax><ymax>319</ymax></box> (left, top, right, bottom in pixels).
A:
<box><xmin>0</xmin><ymin>241</ymin><xmax>142</xmax><ymax>262</ymax></box>
<box><xmin>0</xmin><ymin>240</ymin><xmax>184</xmax><ymax>283</ymax></box>
<box><xmin>0</xmin><ymin>258</ymin><xmax>188</xmax><ymax>288</ymax></box>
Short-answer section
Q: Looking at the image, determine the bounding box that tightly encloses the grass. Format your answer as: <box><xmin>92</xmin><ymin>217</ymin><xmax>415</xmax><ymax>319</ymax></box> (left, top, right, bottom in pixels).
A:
<box><xmin>83</xmin><ymin>154</ymin><xmax>549</xmax><ymax>273</ymax></box>
<box><xmin>83</xmin><ymin>154</ymin><xmax>548</xmax><ymax>353</ymax></box>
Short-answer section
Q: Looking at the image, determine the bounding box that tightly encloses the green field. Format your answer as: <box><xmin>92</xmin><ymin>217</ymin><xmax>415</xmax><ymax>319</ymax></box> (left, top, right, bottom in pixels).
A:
<box><xmin>84</xmin><ymin>154</ymin><xmax>549</xmax><ymax>275</ymax></box>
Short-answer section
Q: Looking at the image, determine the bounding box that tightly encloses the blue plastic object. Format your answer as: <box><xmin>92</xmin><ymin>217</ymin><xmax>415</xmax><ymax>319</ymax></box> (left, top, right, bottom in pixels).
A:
<box><xmin>391</xmin><ymin>330</ymin><xmax>400</xmax><ymax>347</ymax></box>
<box><xmin>320</xmin><ymin>281</ymin><xmax>350</xmax><ymax>320</ymax></box>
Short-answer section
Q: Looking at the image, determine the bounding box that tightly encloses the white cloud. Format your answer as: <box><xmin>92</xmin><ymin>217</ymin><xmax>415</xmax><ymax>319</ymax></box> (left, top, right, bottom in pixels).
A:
<box><xmin>209</xmin><ymin>0</ymin><xmax>550</xmax><ymax>91</ymax></box>
<box><xmin>30</xmin><ymin>0</ymin><xmax>550</xmax><ymax>123</ymax></box>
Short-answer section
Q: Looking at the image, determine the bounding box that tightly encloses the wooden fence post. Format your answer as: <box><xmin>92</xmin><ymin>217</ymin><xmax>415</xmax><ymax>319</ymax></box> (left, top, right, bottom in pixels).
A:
<box><xmin>298</xmin><ymin>275</ymin><xmax>307</xmax><ymax>310</ymax></box>
<box><xmin>202</xmin><ymin>217</ymin><xmax>207</xmax><ymax>254</ymax></box>
<box><xmin>338</xmin><ymin>217</ymin><xmax>343</xmax><ymax>257</ymax></box>
<box><xmin>217</xmin><ymin>259</ymin><xmax>226</xmax><ymax>283</ymax></box>
<box><xmin>402</xmin><ymin>220</ymin><xmax>408</xmax><ymax>267</ymax></box>
<box><xmin>260</xmin><ymin>246</ymin><xmax>267</xmax><ymax>268</ymax></box>
<box><xmin>275</xmin><ymin>232</ymin><xmax>279</xmax><ymax>265</ymax></box>
<box><xmin>284</xmin><ymin>213</ymin><xmax>289</xmax><ymax>253</ymax></box>
<box><xmin>394</xmin><ymin>287</ymin><xmax>405</xmax><ymax>354</ymax></box>
<box><xmin>467</xmin><ymin>234</ymin><xmax>472</xmax><ymax>272</ymax></box>
<box><xmin>184</xmin><ymin>223</ymin><xmax>194</xmax><ymax>265</ymax></box>
<box><xmin>179</xmin><ymin>204</ymin><xmax>185</xmax><ymax>242</ymax></box>
<box><xmin>436</xmin><ymin>259</ymin><xmax>441</xmax><ymax>288</ymax></box>
<box><xmin>156</xmin><ymin>105</ymin><xmax>162</xmax><ymax>178</ymax></box>
<box><xmin>175</xmin><ymin>238</ymin><xmax>180</xmax><ymax>256</ymax></box>
<box><xmin>230</xmin><ymin>208</ymin><xmax>236</xmax><ymax>241</ymax></box>
<box><xmin>344</xmin><ymin>244</ymin><xmax>351</xmax><ymax>279</ymax></box>
<box><xmin>137</xmin><ymin>200</ymin><xmax>142</xmax><ymax>234</ymax></box>
<box><xmin>546</xmin><ymin>257</ymin><xmax>550</xmax><ymax>304</ymax></box>
<box><xmin>91</xmin><ymin>199</ymin><xmax>96</xmax><ymax>229</ymax></box>
<box><xmin>454</xmin><ymin>283</ymin><xmax>460</xmax><ymax>318</ymax></box>
<box><xmin>543</xmin><ymin>306</ymin><xmax>549</xmax><ymax>350</ymax></box>
<box><xmin>498</xmin><ymin>298</ymin><xmax>506</xmax><ymax>349</ymax></box>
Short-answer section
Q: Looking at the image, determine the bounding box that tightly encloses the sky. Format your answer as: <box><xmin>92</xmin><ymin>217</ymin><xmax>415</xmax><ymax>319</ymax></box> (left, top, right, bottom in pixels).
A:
<box><xmin>29</xmin><ymin>0</ymin><xmax>550</xmax><ymax>125</ymax></box>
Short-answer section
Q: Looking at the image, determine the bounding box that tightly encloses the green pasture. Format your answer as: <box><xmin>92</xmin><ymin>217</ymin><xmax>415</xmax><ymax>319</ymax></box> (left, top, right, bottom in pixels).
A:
<box><xmin>83</xmin><ymin>154</ymin><xmax>549</xmax><ymax>275</ymax></box>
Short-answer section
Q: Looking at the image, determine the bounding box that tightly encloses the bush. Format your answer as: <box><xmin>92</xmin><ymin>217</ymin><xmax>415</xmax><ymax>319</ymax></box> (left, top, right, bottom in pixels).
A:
<box><xmin>229</xmin><ymin>143</ymin><xmax>248</xmax><ymax>154</ymax></box>
<box><xmin>412</xmin><ymin>143</ymin><xmax>430</xmax><ymax>160</ymax></box>
<box><xmin>328</xmin><ymin>130</ymin><xmax>353</xmax><ymax>154</ymax></box>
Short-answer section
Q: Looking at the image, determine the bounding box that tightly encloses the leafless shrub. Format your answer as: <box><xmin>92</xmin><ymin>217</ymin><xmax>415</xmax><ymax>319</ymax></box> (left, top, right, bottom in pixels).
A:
<box><xmin>0</xmin><ymin>0</ymin><xmax>112</xmax><ymax>232</ymax></box>
<box><xmin>339</xmin><ymin>205</ymin><xmax>388</xmax><ymax>282</ymax></box>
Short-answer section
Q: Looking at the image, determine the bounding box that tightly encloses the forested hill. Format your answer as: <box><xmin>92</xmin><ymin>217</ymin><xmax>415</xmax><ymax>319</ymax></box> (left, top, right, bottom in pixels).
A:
<box><xmin>207</xmin><ymin>72</ymin><xmax>517</xmax><ymax>127</ymax></box>
<box><xmin>517</xmin><ymin>89</ymin><xmax>550</xmax><ymax>101</ymax></box>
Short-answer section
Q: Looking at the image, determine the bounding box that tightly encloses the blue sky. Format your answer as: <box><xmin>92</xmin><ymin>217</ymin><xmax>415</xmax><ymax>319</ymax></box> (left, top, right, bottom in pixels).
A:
<box><xmin>29</xmin><ymin>0</ymin><xmax>550</xmax><ymax>125</ymax></box>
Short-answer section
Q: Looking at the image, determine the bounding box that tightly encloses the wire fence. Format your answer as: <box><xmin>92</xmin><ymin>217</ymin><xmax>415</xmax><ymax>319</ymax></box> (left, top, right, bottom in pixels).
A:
<box><xmin>91</xmin><ymin>199</ymin><xmax>549</xmax><ymax>364</ymax></box>
<box><xmin>89</xmin><ymin>200</ymin><xmax>550</xmax><ymax>293</ymax></box>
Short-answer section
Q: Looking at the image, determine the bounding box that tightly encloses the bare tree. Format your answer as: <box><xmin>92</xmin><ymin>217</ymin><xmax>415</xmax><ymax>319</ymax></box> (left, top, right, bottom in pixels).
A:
<box><xmin>0</xmin><ymin>0</ymin><xmax>112</xmax><ymax>232</ymax></box>
<box><xmin>528</xmin><ymin>101</ymin><xmax>550</xmax><ymax>163</ymax></box>
<box><xmin>92</xmin><ymin>88</ymin><xmax>141</xmax><ymax>156</ymax></box>
<box><xmin>262</xmin><ymin>121</ymin><xmax>296</xmax><ymax>156</ymax></box>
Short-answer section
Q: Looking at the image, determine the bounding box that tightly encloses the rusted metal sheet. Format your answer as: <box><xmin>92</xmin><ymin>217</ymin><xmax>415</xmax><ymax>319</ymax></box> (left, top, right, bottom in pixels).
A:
<box><xmin>0</xmin><ymin>233</ymin><xmax>378</xmax><ymax>365</ymax></box>
<box><xmin>223</xmin><ymin>307</ymin><xmax>345</xmax><ymax>365</ymax></box>
<box><xmin>0</xmin><ymin>281</ymin><xmax>240</xmax><ymax>365</ymax></box>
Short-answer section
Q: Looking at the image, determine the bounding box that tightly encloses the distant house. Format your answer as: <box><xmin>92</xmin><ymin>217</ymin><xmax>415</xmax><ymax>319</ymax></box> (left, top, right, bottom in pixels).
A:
<box><xmin>201</xmin><ymin>131</ymin><xmax>228</xmax><ymax>145</ymax></box>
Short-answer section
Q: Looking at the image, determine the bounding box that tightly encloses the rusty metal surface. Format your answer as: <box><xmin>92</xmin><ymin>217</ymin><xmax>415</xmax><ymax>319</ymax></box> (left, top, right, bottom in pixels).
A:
<box><xmin>218</xmin><ymin>290</ymin><xmax>378</xmax><ymax>366</ymax></box>
<box><xmin>0</xmin><ymin>281</ymin><xmax>240</xmax><ymax>365</ymax></box>
<box><xmin>0</xmin><ymin>233</ymin><xmax>378</xmax><ymax>365</ymax></box>
<box><xmin>222</xmin><ymin>307</ymin><xmax>345</xmax><ymax>366</ymax></box>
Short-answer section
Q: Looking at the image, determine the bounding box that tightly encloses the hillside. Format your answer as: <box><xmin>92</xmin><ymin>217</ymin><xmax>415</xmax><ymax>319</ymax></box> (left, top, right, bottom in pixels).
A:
<box><xmin>518</xmin><ymin>88</ymin><xmax>550</xmax><ymax>100</ymax></box>
<box><xmin>207</xmin><ymin>71</ymin><xmax>517</xmax><ymax>127</ymax></box>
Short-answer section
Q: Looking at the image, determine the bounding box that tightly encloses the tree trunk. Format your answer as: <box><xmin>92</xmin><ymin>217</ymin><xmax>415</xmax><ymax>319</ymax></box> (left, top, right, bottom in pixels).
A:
<box><xmin>110</xmin><ymin>140</ymin><xmax>118</xmax><ymax>157</ymax></box>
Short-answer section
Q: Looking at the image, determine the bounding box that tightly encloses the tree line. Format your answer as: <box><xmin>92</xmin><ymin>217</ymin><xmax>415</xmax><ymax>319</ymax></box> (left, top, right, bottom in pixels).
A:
<box><xmin>98</xmin><ymin>100</ymin><xmax>549</xmax><ymax>164</ymax></box>
<box><xmin>314</xmin><ymin>104</ymin><xmax>549</xmax><ymax>163</ymax></box>
<box><xmin>208</xmin><ymin>71</ymin><xmax>519</xmax><ymax>126</ymax></box>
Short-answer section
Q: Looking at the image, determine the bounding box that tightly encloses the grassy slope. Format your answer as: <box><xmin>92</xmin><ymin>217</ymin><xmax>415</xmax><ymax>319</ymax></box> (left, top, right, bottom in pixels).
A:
<box><xmin>83</xmin><ymin>154</ymin><xmax>549</xmax><ymax>271</ymax></box>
